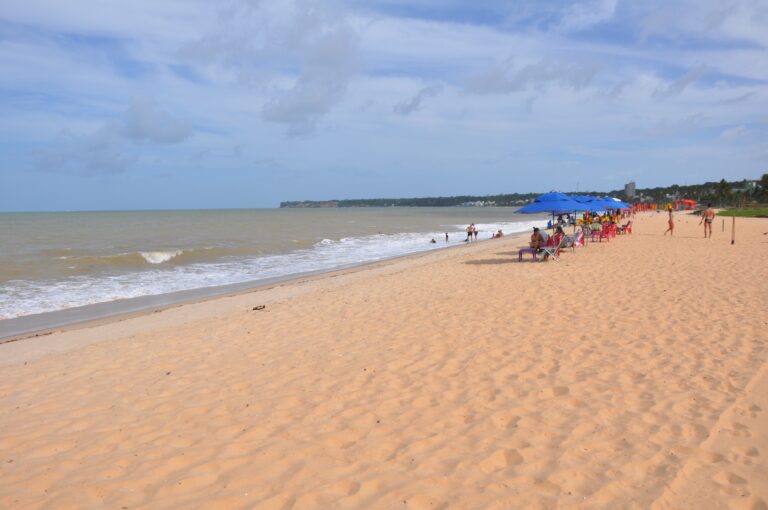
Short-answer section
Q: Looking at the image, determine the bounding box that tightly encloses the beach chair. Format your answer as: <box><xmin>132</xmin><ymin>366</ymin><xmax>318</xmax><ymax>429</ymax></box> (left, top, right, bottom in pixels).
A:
<box><xmin>541</xmin><ymin>234</ymin><xmax>565</xmax><ymax>261</ymax></box>
<box><xmin>562</xmin><ymin>231</ymin><xmax>585</xmax><ymax>252</ymax></box>
<box><xmin>618</xmin><ymin>221</ymin><xmax>632</xmax><ymax>235</ymax></box>
<box><xmin>573</xmin><ymin>231</ymin><xmax>587</xmax><ymax>251</ymax></box>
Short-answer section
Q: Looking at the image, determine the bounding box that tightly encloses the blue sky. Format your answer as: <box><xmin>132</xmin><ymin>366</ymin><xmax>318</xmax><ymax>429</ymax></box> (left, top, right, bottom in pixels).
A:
<box><xmin>2</xmin><ymin>0</ymin><xmax>767</xmax><ymax>211</ymax></box>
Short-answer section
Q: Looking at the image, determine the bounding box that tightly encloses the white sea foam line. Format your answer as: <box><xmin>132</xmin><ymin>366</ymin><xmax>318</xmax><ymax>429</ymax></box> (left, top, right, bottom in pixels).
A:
<box><xmin>0</xmin><ymin>220</ymin><xmax>545</xmax><ymax>319</ymax></box>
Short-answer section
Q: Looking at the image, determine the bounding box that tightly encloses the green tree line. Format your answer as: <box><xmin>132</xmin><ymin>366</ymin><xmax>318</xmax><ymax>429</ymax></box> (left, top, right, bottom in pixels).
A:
<box><xmin>280</xmin><ymin>174</ymin><xmax>768</xmax><ymax>208</ymax></box>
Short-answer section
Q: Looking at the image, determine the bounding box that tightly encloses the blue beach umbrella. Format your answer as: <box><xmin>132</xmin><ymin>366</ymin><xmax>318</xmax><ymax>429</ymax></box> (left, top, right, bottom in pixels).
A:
<box><xmin>571</xmin><ymin>195</ymin><xmax>597</xmax><ymax>213</ymax></box>
<box><xmin>602</xmin><ymin>197</ymin><xmax>632</xmax><ymax>209</ymax></box>
<box><xmin>572</xmin><ymin>195</ymin><xmax>597</xmax><ymax>202</ymax></box>
<box><xmin>517</xmin><ymin>192</ymin><xmax>587</xmax><ymax>214</ymax></box>
<box><xmin>573</xmin><ymin>195</ymin><xmax>621</xmax><ymax>213</ymax></box>
<box><xmin>517</xmin><ymin>192</ymin><xmax>591</xmax><ymax>231</ymax></box>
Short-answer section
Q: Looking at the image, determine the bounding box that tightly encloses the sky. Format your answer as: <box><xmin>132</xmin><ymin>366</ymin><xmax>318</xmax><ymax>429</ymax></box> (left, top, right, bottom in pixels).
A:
<box><xmin>1</xmin><ymin>0</ymin><xmax>767</xmax><ymax>211</ymax></box>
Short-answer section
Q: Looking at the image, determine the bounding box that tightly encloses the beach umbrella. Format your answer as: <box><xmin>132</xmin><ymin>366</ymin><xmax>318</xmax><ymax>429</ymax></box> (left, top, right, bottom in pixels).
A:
<box><xmin>517</xmin><ymin>192</ymin><xmax>591</xmax><ymax>232</ymax></box>
<box><xmin>572</xmin><ymin>195</ymin><xmax>598</xmax><ymax>203</ymax></box>
<box><xmin>602</xmin><ymin>197</ymin><xmax>632</xmax><ymax>209</ymax></box>
<box><xmin>575</xmin><ymin>195</ymin><xmax>629</xmax><ymax>212</ymax></box>
<box><xmin>517</xmin><ymin>192</ymin><xmax>587</xmax><ymax>214</ymax></box>
<box><xmin>573</xmin><ymin>195</ymin><xmax>609</xmax><ymax>213</ymax></box>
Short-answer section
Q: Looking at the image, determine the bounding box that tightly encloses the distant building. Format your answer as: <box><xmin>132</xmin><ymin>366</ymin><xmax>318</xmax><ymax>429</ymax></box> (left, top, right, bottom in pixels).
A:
<box><xmin>459</xmin><ymin>201</ymin><xmax>496</xmax><ymax>207</ymax></box>
<box><xmin>732</xmin><ymin>181</ymin><xmax>757</xmax><ymax>193</ymax></box>
<box><xmin>624</xmin><ymin>181</ymin><xmax>636</xmax><ymax>198</ymax></box>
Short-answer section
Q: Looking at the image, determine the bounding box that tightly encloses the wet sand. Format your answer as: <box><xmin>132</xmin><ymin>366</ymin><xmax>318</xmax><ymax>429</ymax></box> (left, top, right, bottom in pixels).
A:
<box><xmin>1</xmin><ymin>212</ymin><xmax>766</xmax><ymax>509</ymax></box>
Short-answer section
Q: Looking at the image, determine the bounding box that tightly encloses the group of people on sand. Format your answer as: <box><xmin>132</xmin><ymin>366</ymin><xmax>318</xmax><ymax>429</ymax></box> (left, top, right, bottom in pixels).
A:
<box><xmin>664</xmin><ymin>203</ymin><xmax>716</xmax><ymax>238</ymax></box>
<box><xmin>583</xmin><ymin>211</ymin><xmax>624</xmax><ymax>224</ymax></box>
<box><xmin>431</xmin><ymin>225</ymin><xmax>504</xmax><ymax>244</ymax></box>
<box><xmin>463</xmin><ymin>224</ymin><xmax>504</xmax><ymax>242</ymax></box>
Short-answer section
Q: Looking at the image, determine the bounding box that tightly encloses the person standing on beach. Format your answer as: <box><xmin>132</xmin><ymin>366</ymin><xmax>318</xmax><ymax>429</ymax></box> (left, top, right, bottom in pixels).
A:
<box><xmin>473</xmin><ymin>225</ymin><xmax>478</xmax><ymax>241</ymax></box>
<box><xmin>663</xmin><ymin>205</ymin><xmax>674</xmax><ymax>236</ymax></box>
<box><xmin>700</xmin><ymin>203</ymin><xmax>715</xmax><ymax>238</ymax></box>
<box><xmin>465</xmin><ymin>224</ymin><xmax>474</xmax><ymax>242</ymax></box>
<box><xmin>445</xmin><ymin>232</ymin><xmax>449</xmax><ymax>242</ymax></box>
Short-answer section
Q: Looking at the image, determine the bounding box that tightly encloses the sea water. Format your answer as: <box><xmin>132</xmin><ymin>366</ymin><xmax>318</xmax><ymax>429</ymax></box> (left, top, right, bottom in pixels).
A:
<box><xmin>0</xmin><ymin>208</ymin><xmax>547</xmax><ymax>321</ymax></box>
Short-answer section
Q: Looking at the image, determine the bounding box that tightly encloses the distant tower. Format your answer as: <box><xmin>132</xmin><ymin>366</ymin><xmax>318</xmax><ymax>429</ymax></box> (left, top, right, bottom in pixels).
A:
<box><xmin>624</xmin><ymin>181</ymin><xmax>636</xmax><ymax>199</ymax></box>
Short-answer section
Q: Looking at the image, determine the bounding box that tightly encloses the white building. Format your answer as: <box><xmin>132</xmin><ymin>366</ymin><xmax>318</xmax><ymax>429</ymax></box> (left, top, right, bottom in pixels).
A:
<box><xmin>624</xmin><ymin>181</ymin><xmax>636</xmax><ymax>198</ymax></box>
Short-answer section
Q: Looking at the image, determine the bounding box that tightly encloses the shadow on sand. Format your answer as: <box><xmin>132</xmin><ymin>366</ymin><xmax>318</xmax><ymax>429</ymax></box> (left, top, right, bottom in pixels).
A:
<box><xmin>465</xmin><ymin>252</ymin><xmax>545</xmax><ymax>265</ymax></box>
<box><xmin>464</xmin><ymin>258</ymin><xmax>518</xmax><ymax>265</ymax></box>
<box><xmin>636</xmin><ymin>233</ymin><xmax>711</xmax><ymax>239</ymax></box>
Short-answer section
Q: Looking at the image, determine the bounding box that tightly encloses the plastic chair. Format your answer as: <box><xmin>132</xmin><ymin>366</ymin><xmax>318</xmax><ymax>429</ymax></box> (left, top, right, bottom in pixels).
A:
<box><xmin>590</xmin><ymin>223</ymin><xmax>609</xmax><ymax>242</ymax></box>
<box><xmin>518</xmin><ymin>247</ymin><xmax>538</xmax><ymax>262</ymax></box>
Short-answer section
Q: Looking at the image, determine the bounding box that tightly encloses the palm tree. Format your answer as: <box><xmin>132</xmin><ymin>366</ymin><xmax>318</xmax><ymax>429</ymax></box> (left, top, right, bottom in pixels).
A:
<box><xmin>758</xmin><ymin>173</ymin><xmax>768</xmax><ymax>202</ymax></box>
<box><xmin>715</xmin><ymin>179</ymin><xmax>732</xmax><ymax>206</ymax></box>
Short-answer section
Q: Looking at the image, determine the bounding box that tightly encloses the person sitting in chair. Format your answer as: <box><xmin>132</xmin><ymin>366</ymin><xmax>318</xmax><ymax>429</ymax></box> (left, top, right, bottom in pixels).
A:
<box><xmin>544</xmin><ymin>226</ymin><xmax>565</xmax><ymax>261</ymax></box>
<box><xmin>530</xmin><ymin>227</ymin><xmax>544</xmax><ymax>251</ymax></box>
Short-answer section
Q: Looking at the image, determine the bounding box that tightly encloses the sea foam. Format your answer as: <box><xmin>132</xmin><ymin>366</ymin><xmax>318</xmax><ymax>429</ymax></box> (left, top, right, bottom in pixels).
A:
<box><xmin>140</xmin><ymin>251</ymin><xmax>184</xmax><ymax>264</ymax></box>
<box><xmin>0</xmin><ymin>219</ymin><xmax>546</xmax><ymax>320</ymax></box>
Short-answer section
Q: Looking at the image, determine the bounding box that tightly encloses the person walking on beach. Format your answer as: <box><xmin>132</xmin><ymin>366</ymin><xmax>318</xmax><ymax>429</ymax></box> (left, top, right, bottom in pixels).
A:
<box><xmin>700</xmin><ymin>203</ymin><xmax>715</xmax><ymax>238</ymax></box>
<box><xmin>663</xmin><ymin>205</ymin><xmax>674</xmax><ymax>236</ymax></box>
<box><xmin>465</xmin><ymin>223</ymin><xmax>474</xmax><ymax>242</ymax></box>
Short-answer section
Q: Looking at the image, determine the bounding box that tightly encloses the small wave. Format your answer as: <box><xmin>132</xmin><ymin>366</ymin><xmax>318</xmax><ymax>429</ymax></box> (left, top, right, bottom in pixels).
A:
<box><xmin>2</xmin><ymin>216</ymin><xmax>553</xmax><ymax>319</ymax></box>
<box><xmin>140</xmin><ymin>250</ymin><xmax>184</xmax><ymax>264</ymax></box>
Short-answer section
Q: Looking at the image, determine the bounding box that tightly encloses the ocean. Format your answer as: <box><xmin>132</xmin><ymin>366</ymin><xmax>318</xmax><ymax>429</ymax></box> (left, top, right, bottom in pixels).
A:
<box><xmin>0</xmin><ymin>208</ymin><xmax>547</xmax><ymax>324</ymax></box>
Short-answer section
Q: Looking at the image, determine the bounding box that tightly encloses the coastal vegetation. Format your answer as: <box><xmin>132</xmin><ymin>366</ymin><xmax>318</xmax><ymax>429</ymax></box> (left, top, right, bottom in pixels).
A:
<box><xmin>717</xmin><ymin>208</ymin><xmax>768</xmax><ymax>217</ymax></box>
<box><xmin>280</xmin><ymin>174</ymin><xmax>768</xmax><ymax>208</ymax></box>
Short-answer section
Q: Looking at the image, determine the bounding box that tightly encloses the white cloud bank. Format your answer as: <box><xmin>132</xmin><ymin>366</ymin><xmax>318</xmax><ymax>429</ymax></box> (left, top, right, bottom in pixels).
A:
<box><xmin>2</xmin><ymin>0</ymin><xmax>767</xmax><ymax>205</ymax></box>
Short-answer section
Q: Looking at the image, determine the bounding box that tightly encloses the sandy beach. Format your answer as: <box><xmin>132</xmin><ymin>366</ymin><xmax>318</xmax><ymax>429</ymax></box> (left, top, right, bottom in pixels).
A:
<box><xmin>1</xmin><ymin>212</ymin><xmax>766</xmax><ymax>509</ymax></box>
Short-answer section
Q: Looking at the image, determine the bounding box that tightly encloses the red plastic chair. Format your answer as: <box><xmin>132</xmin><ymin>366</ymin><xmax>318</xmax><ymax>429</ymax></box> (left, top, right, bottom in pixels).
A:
<box><xmin>591</xmin><ymin>224</ymin><xmax>609</xmax><ymax>242</ymax></box>
<box><xmin>614</xmin><ymin>222</ymin><xmax>631</xmax><ymax>235</ymax></box>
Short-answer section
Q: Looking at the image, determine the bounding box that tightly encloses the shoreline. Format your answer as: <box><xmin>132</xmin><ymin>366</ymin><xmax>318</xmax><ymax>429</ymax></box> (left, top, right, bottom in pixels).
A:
<box><xmin>0</xmin><ymin>229</ymin><xmax>532</xmax><ymax>351</ymax></box>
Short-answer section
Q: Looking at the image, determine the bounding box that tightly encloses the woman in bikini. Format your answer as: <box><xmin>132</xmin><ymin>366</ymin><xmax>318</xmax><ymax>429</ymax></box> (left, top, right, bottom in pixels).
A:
<box><xmin>663</xmin><ymin>205</ymin><xmax>674</xmax><ymax>236</ymax></box>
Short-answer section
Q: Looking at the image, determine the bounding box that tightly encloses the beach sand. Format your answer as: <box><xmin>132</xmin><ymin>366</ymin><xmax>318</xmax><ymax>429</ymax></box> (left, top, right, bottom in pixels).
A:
<box><xmin>1</xmin><ymin>212</ymin><xmax>766</xmax><ymax>509</ymax></box>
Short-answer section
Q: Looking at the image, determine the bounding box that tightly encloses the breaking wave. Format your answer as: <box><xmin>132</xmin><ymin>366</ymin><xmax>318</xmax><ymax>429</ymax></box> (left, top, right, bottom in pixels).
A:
<box><xmin>1</xmin><ymin>218</ymin><xmax>547</xmax><ymax>319</ymax></box>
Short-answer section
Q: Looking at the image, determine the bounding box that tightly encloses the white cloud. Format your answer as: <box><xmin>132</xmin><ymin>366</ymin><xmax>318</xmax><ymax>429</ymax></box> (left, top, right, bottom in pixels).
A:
<box><xmin>654</xmin><ymin>64</ymin><xmax>707</xmax><ymax>98</ymax></box>
<box><xmin>465</xmin><ymin>59</ymin><xmax>598</xmax><ymax>94</ymax></box>
<box><xmin>720</xmin><ymin>125</ymin><xmax>748</xmax><ymax>141</ymax></box>
<box><xmin>120</xmin><ymin>97</ymin><xmax>192</xmax><ymax>143</ymax></box>
<box><xmin>393</xmin><ymin>84</ymin><xmax>443</xmax><ymax>115</ymax></box>
<box><xmin>635</xmin><ymin>0</ymin><xmax>768</xmax><ymax>48</ymax></box>
<box><xmin>178</xmin><ymin>1</ymin><xmax>360</xmax><ymax>135</ymax></box>
<box><xmin>555</xmin><ymin>0</ymin><xmax>618</xmax><ymax>33</ymax></box>
<box><xmin>3</xmin><ymin>0</ymin><xmax>768</xmax><ymax>200</ymax></box>
<box><xmin>35</xmin><ymin>96</ymin><xmax>191</xmax><ymax>174</ymax></box>
<box><xmin>262</xmin><ymin>24</ymin><xmax>359</xmax><ymax>135</ymax></box>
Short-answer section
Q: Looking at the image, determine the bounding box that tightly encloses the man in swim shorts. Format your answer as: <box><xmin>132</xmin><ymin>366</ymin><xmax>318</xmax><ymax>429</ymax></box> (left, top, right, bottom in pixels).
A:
<box><xmin>700</xmin><ymin>203</ymin><xmax>715</xmax><ymax>238</ymax></box>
